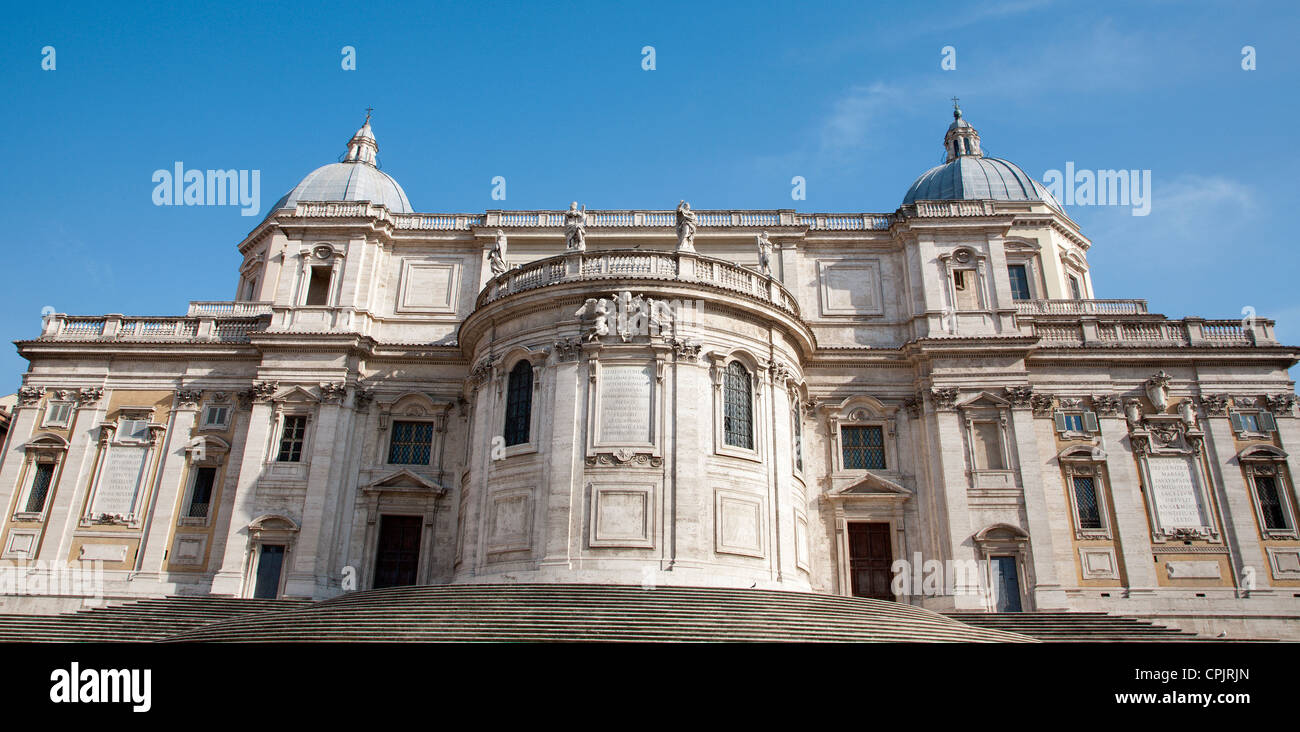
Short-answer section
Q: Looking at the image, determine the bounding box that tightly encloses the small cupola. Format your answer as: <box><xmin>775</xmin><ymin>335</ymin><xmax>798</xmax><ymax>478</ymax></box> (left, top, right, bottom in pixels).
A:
<box><xmin>943</xmin><ymin>99</ymin><xmax>982</xmax><ymax>162</ymax></box>
<box><xmin>343</xmin><ymin>110</ymin><xmax>380</xmax><ymax>166</ymax></box>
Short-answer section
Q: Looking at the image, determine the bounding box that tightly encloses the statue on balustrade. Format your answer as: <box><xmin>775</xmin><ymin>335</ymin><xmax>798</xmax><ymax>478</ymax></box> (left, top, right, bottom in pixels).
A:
<box><xmin>565</xmin><ymin>202</ymin><xmax>587</xmax><ymax>251</ymax></box>
<box><xmin>489</xmin><ymin>229</ymin><xmax>508</xmax><ymax>276</ymax></box>
<box><xmin>675</xmin><ymin>200</ymin><xmax>697</xmax><ymax>252</ymax></box>
<box><xmin>756</xmin><ymin>231</ymin><xmax>773</xmax><ymax>275</ymax></box>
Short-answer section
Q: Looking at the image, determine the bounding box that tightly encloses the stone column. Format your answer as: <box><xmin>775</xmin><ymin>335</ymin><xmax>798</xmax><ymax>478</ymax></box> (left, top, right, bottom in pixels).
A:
<box><xmin>285</xmin><ymin>397</ymin><xmax>344</xmax><ymax>598</ymax></box>
<box><xmin>1012</xmin><ymin>407</ymin><xmax>1069</xmax><ymax>609</ymax></box>
<box><xmin>0</xmin><ymin>399</ymin><xmax>43</xmax><ymax>518</ymax></box>
<box><xmin>211</xmin><ymin>398</ymin><xmax>274</xmax><ymax>596</ymax></box>
<box><xmin>930</xmin><ymin>399</ymin><xmax>980</xmax><ymax>608</ymax></box>
<box><xmin>540</xmin><ymin>353</ymin><xmax>581</xmax><ymax>569</ymax></box>
<box><xmin>138</xmin><ymin>394</ymin><xmax>201</xmax><ymax>570</ymax></box>
<box><xmin>1098</xmin><ymin>414</ymin><xmax>1158</xmax><ymax>595</ymax></box>
<box><xmin>1200</xmin><ymin>412</ymin><xmax>1267</xmax><ymax>592</ymax></box>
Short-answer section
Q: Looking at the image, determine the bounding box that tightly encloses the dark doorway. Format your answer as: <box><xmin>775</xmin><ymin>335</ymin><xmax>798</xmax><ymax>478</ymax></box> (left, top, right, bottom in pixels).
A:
<box><xmin>848</xmin><ymin>522</ymin><xmax>894</xmax><ymax>600</ymax></box>
<box><xmin>253</xmin><ymin>544</ymin><xmax>285</xmax><ymax>599</ymax></box>
<box><xmin>374</xmin><ymin>515</ymin><xmax>423</xmax><ymax>588</ymax></box>
<box><xmin>990</xmin><ymin>555</ymin><xmax>1023</xmax><ymax>612</ymax></box>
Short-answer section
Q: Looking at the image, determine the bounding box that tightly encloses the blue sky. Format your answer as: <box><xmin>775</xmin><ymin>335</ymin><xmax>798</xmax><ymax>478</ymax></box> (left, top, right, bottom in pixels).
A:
<box><xmin>1</xmin><ymin>0</ymin><xmax>1297</xmax><ymax>387</ymax></box>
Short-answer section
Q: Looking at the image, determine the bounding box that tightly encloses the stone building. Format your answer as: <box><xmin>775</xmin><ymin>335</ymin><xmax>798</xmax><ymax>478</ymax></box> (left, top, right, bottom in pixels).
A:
<box><xmin>3</xmin><ymin>109</ymin><xmax>1298</xmax><ymax>639</ymax></box>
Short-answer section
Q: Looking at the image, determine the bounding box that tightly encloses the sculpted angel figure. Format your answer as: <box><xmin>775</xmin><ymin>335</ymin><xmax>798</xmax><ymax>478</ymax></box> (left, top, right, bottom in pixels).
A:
<box><xmin>575</xmin><ymin>297</ymin><xmax>610</xmax><ymax>341</ymax></box>
<box><xmin>489</xmin><ymin>229</ymin><xmax>508</xmax><ymax>275</ymax></box>
<box><xmin>756</xmin><ymin>231</ymin><xmax>773</xmax><ymax>275</ymax></box>
<box><xmin>564</xmin><ymin>201</ymin><xmax>587</xmax><ymax>251</ymax></box>
<box><xmin>675</xmin><ymin>200</ymin><xmax>697</xmax><ymax>252</ymax></box>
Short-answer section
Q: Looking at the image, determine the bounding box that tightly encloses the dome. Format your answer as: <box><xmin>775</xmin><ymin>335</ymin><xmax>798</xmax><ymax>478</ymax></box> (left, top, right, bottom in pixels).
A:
<box><xmin>271</xmin><ymin>116</ymin><xmax>413</xmax><ymax>214</ymax></box>
<box><xmin>903</xmin><ymin>103</ymin><xmax>1061</xmax><ymax>210</ymax></box>
<box><xmin>902</xmin><ymin>155</ymin><xmax>1060</xmax><ymax>206</ymax></box>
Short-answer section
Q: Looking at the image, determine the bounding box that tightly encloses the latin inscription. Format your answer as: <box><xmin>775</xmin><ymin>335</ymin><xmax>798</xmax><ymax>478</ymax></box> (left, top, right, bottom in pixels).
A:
<box><xmin>599</xmin><ymin>364</ymin><xmax>653</xmax><ymax>444</ymax></box>
<box><xmin>91</xmin><ymin>445</ymin><xmax>149</xmax><ymax>517</ymax></box>
<box><xmin>1147</xmin><ymin>456</ymin><xmax>1205</xmax><ymax>529</ymax></box>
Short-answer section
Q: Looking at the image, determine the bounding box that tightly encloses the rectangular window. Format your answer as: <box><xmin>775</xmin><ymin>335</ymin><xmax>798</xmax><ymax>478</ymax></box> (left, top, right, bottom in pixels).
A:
<box><xmin>43</xmin><ymin>402</ymin><xmax>73</xmax><ymax>428</ymax></box>
<box><xmin>953</xmin><ymin>270</ymin><xmax>981</xmax><ymax>310</ymax></box>
<box><xmin>276</xmin><ymin>415</ymin><xmax>307</xmax><ymax>462</ymax></box>
<box><xmin>1007</xmin><ymin>264</ymin><xmax>1031</xmax><ymax>301</ymax></box>
<box><xmin>203</xmin><ymin>405</ymin><xmax>230</xmax><ymax>429</ymax></box>
<box><xmin>1231</xmin><ymin>411</ymin><xmax>1275</xmax><ymax>433</ymax></box>
<box><xmin>841</xmin><ymin>426</ymin><xmax>885</xmax><ymax>470</ymax></box>
<box><xmin>972</xmin><ymin>421</ymin><xmax>1004</xmax><ymax>470</ymax></box>
<box><xmin>1069</xmin><ymin>274</ymin><xmax>1083</xmax><ymax>300</ymax></box>
<box><xmin>388</xmin><ymin>421</ymin><xmax>434</xmax><ymax>465</ymax></box>
<box><xmin>24</xmin><ymin>463</ymin><xmax>55</xmax><ymax>514</ymax></box>
<box><xmin>1073</xmin><ymin>476</ymin><xmax>1102</xmax><ymax>529</ymax></box>
<box><xmin>305</xmin><ymin>267</ymin><xmax>332</xmax><ymax>306</ymax></box>
<box><xmin>791</xmin><ymin>395</ymin><xmax>804</xmax><ymax>473</ymax></box>
<box><xmin>1254</xmin><ymin>475</ymin><xmax>1288</xmax><ymax>531</ymax></box>
<box><xmin>187</xmin><ymin>466</ymin><xmax>217</xmax><ymax>519</ymax></box>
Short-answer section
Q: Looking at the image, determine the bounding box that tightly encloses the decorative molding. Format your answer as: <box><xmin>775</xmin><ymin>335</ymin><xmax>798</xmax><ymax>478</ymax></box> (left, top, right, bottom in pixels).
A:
<box><xmin>319</xmin><ymin>382</ymin><xmax>346</xmax><ymax>403</ymax></box>
<box><xmin>585</xmin><ymin>450</ymin><xmax>663</xmax><ymax>468</ymax></box>
<box><xmin>251</xmin><ymin>381</ymin><xmax>279</xmax><ymax>402</ymax></box>
<box><xmin>667</xmin><ymin>338</ymin><xmax>702</xmax><ymax>362</ymax></box>
<box><xmin>175</xmin><ymin>389</ymin><xmax>203</xmax><ymax>409</ymax></box>
<box><xmin>1030</xmin><ymin>393</ymin><xmax>1054</xmax><ymax>417</ymax></box>
<box><xmin>552</xmin><ymin>338</ymin><xmax>582</xmax><ymax>363</ymax></box>
<box><xmin>1091</xmin><ymin>394</ymin><xmax>1121</xmax><ymax>416</ymax></box>
<box><xmin>1004</xmin><ymin>386</ymin><xmax>1033</xmax><ymax>409</ymax></box>
<box><xmin>902</xmin><ymin>396</ymin><xmax>922</xmax><ymax>418</ymax></box>
<box><xmin>1201</xmin><ymin>393</ymin><xmax>1229</xmax><ymax>416</ymax></box>
<box><xmin>16</xmin><ymin>386</ymin><xmax>43</xmax><ymax>406</ymax></box>
<box><xmin>75</xmin><ymin>387</ymin><xmax>105</xmax><ymax>406</ymax></box>
<box><xmin>930</xmin><ymin>387</ymin><xmax>959</xmax><ymax>410</ymax></box>
<box><xmin>1145</xmin><ymin>370</ymin><xmax>1172</xmax><ymax>412</ymax></box>
<box><xmin>1266</xmin><ymin>393</ymin><xmax>1297</xmax><ymax>417</ymax></box>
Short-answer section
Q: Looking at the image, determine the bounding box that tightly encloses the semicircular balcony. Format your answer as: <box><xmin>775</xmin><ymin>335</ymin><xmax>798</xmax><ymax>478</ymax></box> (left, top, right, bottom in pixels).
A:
<box><xmin>462</xmin><ymin>248</ymin><xmax>815</xmax><ymax>356</ymax></box>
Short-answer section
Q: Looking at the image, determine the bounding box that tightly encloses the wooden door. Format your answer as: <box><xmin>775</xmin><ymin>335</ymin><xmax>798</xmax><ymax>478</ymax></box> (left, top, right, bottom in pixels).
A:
<box><xmin>848</xmin><ymin>522</ymin><xmax>894</xmax><ymax>600</ymax></box>
<box><xmin>374</xmin><ymin>515</ymin><xmax>423</xmax><ymax>588</ymax></box>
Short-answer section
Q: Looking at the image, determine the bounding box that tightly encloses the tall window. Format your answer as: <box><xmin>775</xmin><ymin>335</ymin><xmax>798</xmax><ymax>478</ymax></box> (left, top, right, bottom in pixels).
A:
<box><xmin>276</xmin><ymin>415</ymin><xmax>307</xmax><ymax>462</ymax></box>
<box><xmin>389</xmin><ymin>421</ymin><xmax>434</xmax><ymax>464</ymax></box>
<box><xmin>1254</xmin><ymin>475</ymin><xmax>1288</xmax><ymax>531</ymax></box>
<box><xmin>791</xmin><ymin>391</ymin><xmax>803</xmax><ymax>473</ymax></box>
<box><xmin>305</xmin><ymin>267</ymin><xmax>331</xmax><ymax>306</ymax></box>
<box><xmin>504</xmin><ymin>361</ymin><xmax>533</xmax><ymax>447</ymax></box>
<box><xmin>187</xmin><ymin>466</ymin><xmax>217</xmax><ymax>519</ymax></box>
<box><xmin>971</xmin><ymin>421</ymin><xmax>1004</xmax><ymax>470</ymax></box>
<box><xmin>1068</xmin><ymin>274</ymin><xmax>1083</xmax><ymax>300</ymax></box>
<box><xmin>841</xmin><ymin>426</ymin><xmax>885</xmax><ymax>469</ymax></box>
<box><xmin>24</xmin><ymin>463</ymin><xmax>55</xmax><ymax>514</ymax></box>
<box><xmin>723</xmin><ymin>362</ymin><xmax>753</xmax><ymax>449</ymax></box>
<box><xmin>1072</xmin><ymin>476</ymin><xmax>1102</xmax><ymax>529</ymax></box>
<box><xmin>1007</xmin><ymin>264</ymin><xmax>1031</xmax><ymax>301</ymax></box>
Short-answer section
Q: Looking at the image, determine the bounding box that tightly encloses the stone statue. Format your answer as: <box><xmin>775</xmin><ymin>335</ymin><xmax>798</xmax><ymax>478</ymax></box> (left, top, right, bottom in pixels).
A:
<box><xmin>564</xmin><ymin>202</ymin><xmax>587</xmax><ymax>251</ymax></box>
<box><xmin>675</xmin><ymin>200</ymin><xmax>697</xmax><ymax>252</ymax></box>
<box><xmin>756</xmin><ymin>231</ymin><xmax>773</xmax><ymax>275</ymax></box>
<box><xmin>489</xmin><ymin>229</ymin><xmax>507</xmax><ymax>276</ymax></box>
<box><xmin>575</xmin><ymin>298</ymin><xmax>610</xmax><ymax>341</ymax></box>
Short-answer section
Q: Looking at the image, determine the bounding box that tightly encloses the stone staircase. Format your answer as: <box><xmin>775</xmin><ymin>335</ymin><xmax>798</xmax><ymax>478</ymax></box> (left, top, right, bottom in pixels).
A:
<box><xmin>943</xmin><ymin>611</ymin><xmax>1215</xmax><ymax>642</ymax></box>
<box><xmin>0</xmin><ymin>597</ymin><xmax>310</xmax><ymax>642</ymax></box>
<box><xmin>161</xmin><ymin>584</ymin><xmax>1036</xmax><ymax>642</ymax></box>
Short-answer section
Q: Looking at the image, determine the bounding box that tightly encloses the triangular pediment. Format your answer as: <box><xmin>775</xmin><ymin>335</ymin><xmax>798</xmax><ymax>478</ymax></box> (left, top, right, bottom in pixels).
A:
<box><xmin>956</xmin><ymin>391</ymin><xmax>1011</xmax><ymax>409</ymax></box>
<box><xmin>362</xmin><ymin>469</ymin><xmax>446</xmax><ymax>496</ymax></box>
<box><xmin>827</xmin><ymin>472</ymin><xmax>912</xmax><ymax>500</ymax></box>
<box><xmin>273</xmin><ymin>385</ymin><xmax>319</xmax><ymax>403</ymax></box>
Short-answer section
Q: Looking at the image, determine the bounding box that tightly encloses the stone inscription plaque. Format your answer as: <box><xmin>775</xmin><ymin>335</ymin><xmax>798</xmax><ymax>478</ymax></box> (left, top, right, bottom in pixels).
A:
<box><xmin>91</xmin><ymin>445</ymin><xmax>149</xmax><ymax>517</ymax></box>
<box><xmin>599</xmin><ymin>364</ymin><xmax>653</xmax><ymax>444</ymax></box>
<box><xmin>1146</xmin><ymin>455</ymin><xmax>1205</xmax><ymax>529</ymax></box>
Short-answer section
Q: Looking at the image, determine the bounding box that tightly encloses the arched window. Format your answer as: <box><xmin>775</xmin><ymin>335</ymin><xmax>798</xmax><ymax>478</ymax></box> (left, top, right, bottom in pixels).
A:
<box><xmin>723</xmin><ymin>361</ymin><xmax>753</xmax><ymax>449</ymax></box>
<box><xmin>504</xmin><ymin>360</ymin><xmax>533</xmax><ymax>446</ymax></box>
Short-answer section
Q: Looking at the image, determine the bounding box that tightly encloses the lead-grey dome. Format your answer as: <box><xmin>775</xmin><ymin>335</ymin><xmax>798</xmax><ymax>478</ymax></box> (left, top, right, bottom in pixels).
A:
<box><xmin>903</xmin><ymin>104</ymin><xmax>1061</xmax><ymax>209</ymax></box>
<box><xmin>902</xmin><ymin>155</ymin><xmax>1058</xmax><ymax>205</ymax></box>
<box><xmin>271</xmin><ymin>116</ymin><xmax>413</xmax><ymax>213</ymax></box>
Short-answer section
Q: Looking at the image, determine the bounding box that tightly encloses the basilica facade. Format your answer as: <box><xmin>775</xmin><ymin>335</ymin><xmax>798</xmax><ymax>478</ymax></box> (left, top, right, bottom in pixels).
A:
<box><xmin>3</xmin><ymin>109</ymin><xmax>1298</xmax><ymax>639</ymax></box>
